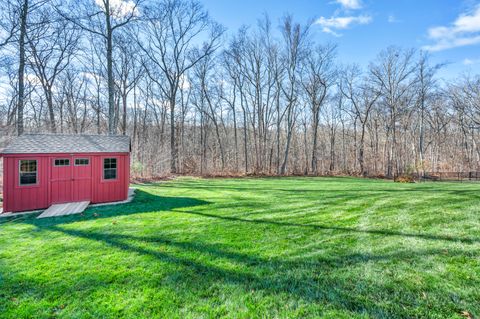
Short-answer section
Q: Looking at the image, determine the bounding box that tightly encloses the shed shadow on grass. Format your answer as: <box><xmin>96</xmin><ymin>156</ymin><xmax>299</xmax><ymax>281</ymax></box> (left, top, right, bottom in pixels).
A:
<box><xmin>4</xmin><ymin>189</ymin><xmax>210</xmax><ymax>226</ymax></box>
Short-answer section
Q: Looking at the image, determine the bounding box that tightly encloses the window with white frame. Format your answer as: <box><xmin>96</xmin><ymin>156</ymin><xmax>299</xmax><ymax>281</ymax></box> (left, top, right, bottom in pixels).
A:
<box><xmin>75</xmin><ymin>158</ymin><xmax>89</xmax><ymax>166</ymax></box>
<box><xmin>54</xmin><ymin>159</ymin><xmax>70</xmax><ymax>166</ymax></box>
<box><xmin>103</xmin><ymin>158</ymin><xmax>117</xmax><ymax>180</ymax></box>
<box><xmin>19</xmin><ymin>160</ymin><xmax>37</xmax><ymax>185</ymax></box>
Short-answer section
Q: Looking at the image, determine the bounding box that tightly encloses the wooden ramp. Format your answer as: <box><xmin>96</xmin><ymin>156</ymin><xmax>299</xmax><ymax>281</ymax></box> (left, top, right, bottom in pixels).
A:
<box><xmin>37</xmin><ymin>201</ymin><xmax>90</xmax><ymax>219</ymax></box>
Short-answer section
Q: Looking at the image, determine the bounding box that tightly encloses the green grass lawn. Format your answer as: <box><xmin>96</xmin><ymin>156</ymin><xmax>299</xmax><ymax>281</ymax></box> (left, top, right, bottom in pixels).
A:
<box><xmin>1</xmin><ymin>177</ymin><xmax>479</xmax><ymax>318</ymax></box>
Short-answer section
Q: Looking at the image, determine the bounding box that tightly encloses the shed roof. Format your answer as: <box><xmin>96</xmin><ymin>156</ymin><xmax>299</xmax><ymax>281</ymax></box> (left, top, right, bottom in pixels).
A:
<box><xmin>1</xmin><ymin>134</ymin><xmax>131</xmax><ymax>154</ymax></box>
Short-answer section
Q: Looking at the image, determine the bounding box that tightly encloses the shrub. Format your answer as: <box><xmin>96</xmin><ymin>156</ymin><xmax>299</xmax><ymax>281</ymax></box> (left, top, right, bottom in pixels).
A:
<box><xmin>131</xmin><ymin>161</ymin><xmax>144</xmax><ymax>177</ymax></box>
<box><xmin>395</xmin><ymin>175</ymin><xmax>416</xmax><ymax>183</ymax></box>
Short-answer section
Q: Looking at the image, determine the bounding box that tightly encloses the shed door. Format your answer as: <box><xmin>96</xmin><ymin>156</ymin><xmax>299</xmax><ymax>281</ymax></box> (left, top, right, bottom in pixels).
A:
<box><xmin>72</xmin><ymin>157</ymin><xmax>92</xmax><ymax>201</ymax></box>
<box><xmin>50</xmin><ymin>156</ymin><xmax>92</xmax><ymax>204</ymax></box>
<box><xmin>50</xmin><ymin>157</ymin><xmax>73</xmax><ymax>204</ymax></box>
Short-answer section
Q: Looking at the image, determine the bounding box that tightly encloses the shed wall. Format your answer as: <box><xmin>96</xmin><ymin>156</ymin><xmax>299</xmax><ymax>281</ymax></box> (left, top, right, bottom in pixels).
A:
<box><xmin>2</xmin><ymin>152</ymin><xmax>130</xmax><ymax>213</ymax></box>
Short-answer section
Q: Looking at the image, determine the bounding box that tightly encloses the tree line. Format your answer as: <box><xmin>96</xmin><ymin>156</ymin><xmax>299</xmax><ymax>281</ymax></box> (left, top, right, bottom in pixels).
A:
<box><xmin>1</xmin><ymin>0</ymin><xmax>479</xmax><ymax>178</ymax></box>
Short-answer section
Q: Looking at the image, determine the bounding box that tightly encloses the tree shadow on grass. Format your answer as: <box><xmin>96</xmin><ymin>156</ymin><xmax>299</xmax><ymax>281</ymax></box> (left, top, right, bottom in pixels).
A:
<box><xmin>21</xmin><ymin>224</ymin><xmax>478</xmax><ymax>318</ymax></box>
<box><xmin>176</xmin><ymin>209</ymin><xmax>480</xmax><ymax>244</ymax></box>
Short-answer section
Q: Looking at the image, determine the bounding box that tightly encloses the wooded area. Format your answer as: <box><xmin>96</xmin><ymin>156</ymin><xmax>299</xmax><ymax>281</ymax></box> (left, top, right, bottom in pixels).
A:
<box><xmin>1</xmin><ymin>0</ymin><xmax>479</xmax><ymax>178</ymax></box>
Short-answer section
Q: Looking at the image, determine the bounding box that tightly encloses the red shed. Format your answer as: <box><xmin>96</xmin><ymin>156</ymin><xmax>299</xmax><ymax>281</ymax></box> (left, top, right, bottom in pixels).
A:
<box><xmin>1</xmin><ymin>134</ymin><xmax>130</xmax><ymax>213</ymax></box>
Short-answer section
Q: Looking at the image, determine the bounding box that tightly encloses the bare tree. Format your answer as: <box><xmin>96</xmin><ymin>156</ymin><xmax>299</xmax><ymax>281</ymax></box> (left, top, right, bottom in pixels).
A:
<box><xmin>223</xmin><ymin>29</ymin><xmax>251</xmax><ymax>173</ymax></box>
<box><xmin>27</xmin><ymin>10</ymin><xmax>78</xmax><ymax>132</ymax></box>
<box><xmin>57</xmin><ymin>0</ymin><xmax>140</xmax><ymax>135</ymax></box>
<box><xmin>113</xmin><ymin>32</ymin><xmax>142</xmax><ymax>135</ymax></box>
<box><xmin>341</xmin><ymin>65</ymin><xmax>380</xmax><ymax>176</ymax></box>
<box><xmin>370</xmin><ymin>47</ymin><xmax>417</xmax><ymax>178</ymax></box>
<box><xmin>279</xmin><ymin>15</ymin><xmax>310</xmax><ymax>175</ymax></box>
<box><xmin>138</xmin><ymin>0</ymin><xmax>224</xmax><ymax>173</ymax></box>
<box><xmin>301</xmin><ymin>43</ymin><xmax>336</xmax><ymax>174</ymax></box>
<box><xmin>449</xmin><ymin>75</ymin><xmax>480</xmax><ymax>170</ymax></box>
<box><xmin>0</xmin><ymin>0</ymin><xmax>32</xmax><ymax>135</ymax></box>
<box><xmin>192</xmin><ymin>56</ymin><xmax>227</xmax><ymax>171</ymax></box>
<box><xmin>414</xmin><ymin>52</ymin><xmax>443</xmax><ymax>176</ymax></box>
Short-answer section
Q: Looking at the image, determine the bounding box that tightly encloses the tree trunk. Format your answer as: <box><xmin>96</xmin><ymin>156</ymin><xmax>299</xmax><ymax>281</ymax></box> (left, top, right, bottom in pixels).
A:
<box><xmin>105</xmin><ymin>6</ymin><xmax>115</xmax><ymax>135</ymax></box>
<box><xmin>311</xmin><ymin>109</ymin><xmax>319</xmax><ymax>174</ymax></box>
<box><xmin>232</xmin><ymin>105</ymin><xmax>239</xmax><ymax>172</ymax></box>
<box><xmin>17</xmin><ymin>0</ymin><xmax>28</xmax><ymax>136</ymax></box>
<box><xmin>240</xmin><ymin>93</ymin><xmax>248</xmax><ymax>174</ymax></box>
<box><xmin>359</xmin><ymin>123</ymin><xmax>366</xmax><ymax>176</ymax></box>
<box><xmin>46</xmin><ymin>88</ymin><xmax>56</xmax><ymax>133</ymax></box>
<box><xmin>170</xmin><ymin>96</ymin><xmax>177</xmax><ymax>174</ymax></box>
<box><xmin>419</xmin><ymin>98</ymin><xmax>425</xmax><ymax>178</ymax></box>
<box><xmin>122</xmin><ymin>92</ymin><xmax>127</xmax><ymax>135</ymax></box>
<box><xmin>280</xmin><ymin>119</ymin><xmax>293</xmax><ymax>175</ymax></box>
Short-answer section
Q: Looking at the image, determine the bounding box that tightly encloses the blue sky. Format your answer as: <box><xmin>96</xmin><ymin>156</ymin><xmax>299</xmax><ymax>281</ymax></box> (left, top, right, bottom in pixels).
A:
<box><xmin>201</xmin><ymin>0</ymin><xmax>480</xmax><ymax>80</ymax></box>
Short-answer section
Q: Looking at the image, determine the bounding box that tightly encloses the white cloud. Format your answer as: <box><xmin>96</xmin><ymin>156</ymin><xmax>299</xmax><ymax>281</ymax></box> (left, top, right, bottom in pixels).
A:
<box><xmin>388</xmin><ymin>15</ymin><xmax>400</xmax><ymax>23</ymax></box>
<box><xmin>0</xmin><ymin>76</ymin><xmax>10</xmax><ymax>104</ymax></box>
<box><xmin>81</xmin><ymin>71</ymin><xmax>104</xmax><ymax>86</ymax></box>
<box><xmin>315</xmin><ymin>15</ymin><xmax>372</xmax><ymax>36</ymax></box>
<box><xmin>25</xmin><ymin>73</ymin><xmax>41</xmax><ymax>85</ymax></box>
<box><xmin>463</xmin><ymin>57</ymin><xmax>480</xmax><ymax>65</ymax></box>
<box><xmin>334</xmin><ymin>0</ymin><xmax>362</xmax><ymax>10</ymax></box>
<box><xmin>179</xmin><ymin>74</ymin><xmax>190</xmax><ymax>91</ymax></box>
<box><xmin>423</xmin><ymin>5</ymin><xmax>480</xmax><ymax>52</ymax></box>
<box><xmin>95</xmin><ymin>0</ymin><xmax>138</xmax><ymax>20</ymax></box>
<box><xmin>321</xmin><ymin>27</ymin><xmax>342</xmax><ymax>37</ymax></box>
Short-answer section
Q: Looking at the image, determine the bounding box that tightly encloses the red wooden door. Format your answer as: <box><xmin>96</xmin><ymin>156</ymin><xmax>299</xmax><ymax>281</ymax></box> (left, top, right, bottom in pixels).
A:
<box><xmin>50</xmin><ymin>156</ymin><xmax>93</xmax><ymax>204</ymax></box>
<box><xmin>50</xmin><ymin>157</ymin><xmax>73</xmax><ymax>204</ymax></box>
<box><xmin>72</xmin><ymin>157</ymin><xmax>92</xmax><ymax>201</ymax></box>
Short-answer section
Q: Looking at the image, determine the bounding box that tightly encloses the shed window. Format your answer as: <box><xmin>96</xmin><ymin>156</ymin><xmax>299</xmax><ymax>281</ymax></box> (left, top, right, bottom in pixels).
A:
<box><xmin>54</xmin><ymin>159</ymin><xmax>70</xmax><ymax>166</ymax></box>
<box><xmin>103</xmin><ymin>158</ymin><xmax>117</xmax><ymax>180</ymax></box>
<box><xmin>19</xmin><ymin>160</ymin><xmax>37</xmax><ymax>185</ymax></box>
<box><xmin>75</xmin><ymin>158</ymin><xmax>89</xmax><ymax>166</ymax></box>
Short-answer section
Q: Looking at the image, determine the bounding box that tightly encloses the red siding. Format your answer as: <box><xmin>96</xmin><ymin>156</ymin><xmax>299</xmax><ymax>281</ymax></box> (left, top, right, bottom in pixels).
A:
<box><xmin>2</xmin><ymin>152</ymin><xmax>130</xmax><ymax>213</ymax></box>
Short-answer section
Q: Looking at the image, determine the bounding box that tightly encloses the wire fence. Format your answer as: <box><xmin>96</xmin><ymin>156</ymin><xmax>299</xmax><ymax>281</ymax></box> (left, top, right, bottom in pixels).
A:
<box><xmin>416</xmin><ymin>171</ymin><xmax>480</xmax><ymax>182</ymax></box>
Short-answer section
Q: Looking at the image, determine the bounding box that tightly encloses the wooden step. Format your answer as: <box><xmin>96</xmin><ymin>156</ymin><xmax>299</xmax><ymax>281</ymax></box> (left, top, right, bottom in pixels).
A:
<box><xmin>37</xmin><ymin>201</ymin><xmax>90</xmax><ymax>219</ymax></box>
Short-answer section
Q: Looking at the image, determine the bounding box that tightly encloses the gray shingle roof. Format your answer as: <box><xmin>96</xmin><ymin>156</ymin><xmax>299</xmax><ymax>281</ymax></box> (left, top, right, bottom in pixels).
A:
<box><xmin>1</xmin><ymin>134</ymin><xmax>130</xmax><ymax>154</ymax></box>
